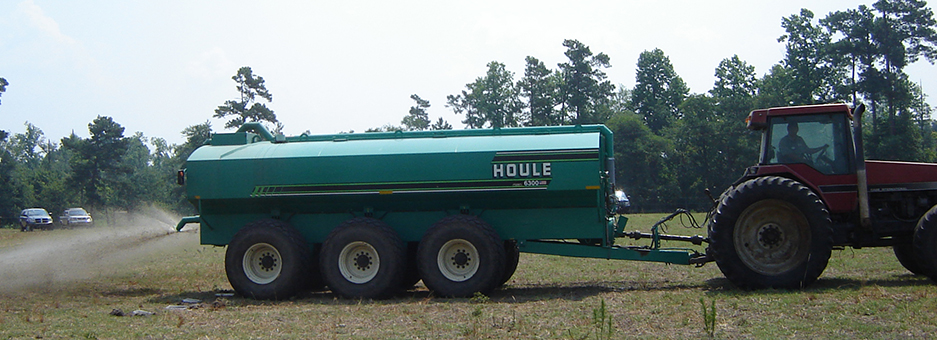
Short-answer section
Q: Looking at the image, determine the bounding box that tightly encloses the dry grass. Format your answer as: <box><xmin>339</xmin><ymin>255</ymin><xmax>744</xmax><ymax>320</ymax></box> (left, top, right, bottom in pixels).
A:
<box><xmin>1</xmin><ymin>213</ymin><xmax>935</xmax><ymax>339</ymax></box>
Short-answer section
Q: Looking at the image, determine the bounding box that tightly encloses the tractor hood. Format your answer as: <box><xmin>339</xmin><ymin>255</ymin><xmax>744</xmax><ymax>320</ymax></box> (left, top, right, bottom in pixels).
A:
<box><xmin>866</xmin><ymin>160</ymin><xmax>937</xmax><ymax>191</ymax></box>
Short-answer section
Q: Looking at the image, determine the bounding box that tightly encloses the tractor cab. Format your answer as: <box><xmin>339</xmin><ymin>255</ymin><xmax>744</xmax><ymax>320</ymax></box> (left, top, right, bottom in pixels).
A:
<box><xmin>748</xmin><ymin>103</ymin><xmax>855</xmax><ymax>176</ymax></box>
<box><xmin>742</xmin><ymin>103</ymin><xmax>869</xmax><ymax>215</ymax></box>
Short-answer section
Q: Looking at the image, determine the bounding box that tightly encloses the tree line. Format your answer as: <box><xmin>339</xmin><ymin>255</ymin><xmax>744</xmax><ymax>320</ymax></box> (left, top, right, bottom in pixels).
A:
<box><xmin>381</xmin><ymin>1</ymin><xmax>937</xmax><ymax>211</ymax></box>
<box><xmin>1</xmin><ymin>1</ymin><xmax>935</xmax><ymax>224</ymax></box>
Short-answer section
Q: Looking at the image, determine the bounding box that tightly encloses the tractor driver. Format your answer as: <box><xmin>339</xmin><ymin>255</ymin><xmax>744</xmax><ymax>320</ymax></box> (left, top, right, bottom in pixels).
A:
<box><xmin>777</xmin><ymin>122</ymin><xmax>829</xmax><ymax>164</ymax></box>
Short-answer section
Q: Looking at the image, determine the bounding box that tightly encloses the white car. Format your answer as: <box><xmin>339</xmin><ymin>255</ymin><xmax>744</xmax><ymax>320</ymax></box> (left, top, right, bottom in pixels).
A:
<box><xmin>59</xmin><ymin>207</ymin><xmax>93</xmax><ymax>227</ymax></box>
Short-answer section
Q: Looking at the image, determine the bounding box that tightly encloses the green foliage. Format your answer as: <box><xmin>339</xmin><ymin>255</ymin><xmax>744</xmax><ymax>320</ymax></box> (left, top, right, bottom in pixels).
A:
<box><xmin>213</xmin><ymin>66</ymin><xmax>278</xmax><ymax>130</ymax></box>
<box><xmin>175</xmin><ymin>121</ymin><xmax>212</xmax><ymax>165</ymax></box>
<box><xmin>469</xmin><ymin>291</ymin><xmax>490</xmax><ymax>304</ymax></box>
<box><xmin>430</xmin><ymin>117</ymin><xmax>452</xmax><ymax>130</ymax></box>
<box><xmin>631</xmin><ymin>48</ymin><xmax>689</xmax><ymax>133</ymax></box>
<box><xmin>365</xmin><ymin>124</ymin><xmax>403</xmax><ymax>132</ymax></box>
<box><xmin>700</xmin><ymin>297</ymin><xmax>717</xmax><ymax>337</ymax></box>
<box><xmin>790</xmin><ymin>1</ymin><xmax>937</xmax><ymax>165</ymax></box>
<box><xmin>779</xmin><ymin>9</ymin><xmax>846</xmax><ymax>104</ymax></box>
<box><xmin>447</xmin><ymin>61</ymin><xmax>525</xmax><ymax>129</ymax></box>
<box><xmin>568</xmin><ymin>299</ymin><xmax>614</xmax><ymax>340</ymax></box>
<box><xmin>519</xmin><ymin>56</ymin><xmax>563</xmax><ymax>126</ymax></box>
<box><xmin>591</xmin><ymin>299</ymin><xmax>614</xmax><ymax>340</ymax></box>
<box><xmin>755</xmin><ymin>65</ymin><xmax>797</xmax><ymax>108</ymax></box>
<box><xmin>0</xmin><ymin>76</ymin><xmax>7</xmax><ymax>105</ymax></box>
<box><xmin>168</xmin><ymin>122</ymin><xmax>213</xmax><ymax>214</ymax></box>
<box><xmin>0</xmin><ymin>118</ymin><xmax>214</xmax><ymax>222</ymax></box>
<box><xmin>822</xmin><ymin>1</ymin><xmax>937</xmax><ymax>135</ymax></box>
<box><xmin>402</xmin><ymin>94</ymin><xmax>432</xmax><ymax>131</ymax></box>
<box><xmin>394</xmin><ymin>95</ymin><xmax>451</xmax><ymax>131</ymax></box>
<box><xmin>606</xmin><ymin>112</ymin><xmax>680</xmax><ymax>211</ymax></box>
<box><xmin>7</xmin><ymin>122</ymin><xmax>46</xmax><ymax>168</ymax></box>
<box><xmin>62</xmin><ymin>116</ymin><xmax>131</xmax><ymax>212</ymax></box>
<box><xmin>557</xmin><ymin>39</ymin><xmax>616</xmax><ymax>125</ymax></box>
<box><xmin>0</xmin><ymin>123</ymin><xmax>76</xmax><ymax>221</ymax></box>
<box><xmin>711</xmin><ymin>55</ymin><xmax>757</xmax><ymax>106</ymax></box>
<box><xmin>866</xmin><ymin>110</ymin><xmax>927</xmax><ymax>160</ymax></box>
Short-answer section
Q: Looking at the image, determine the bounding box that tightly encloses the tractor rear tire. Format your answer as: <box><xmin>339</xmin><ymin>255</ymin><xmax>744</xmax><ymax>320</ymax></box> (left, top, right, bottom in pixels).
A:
<box><xmin>320</xmin><ymin>217</ymin><xmax>406</xmax><ymax>299</ymax></box>
<box><xmin>894</xmin><ymin>243</ymin><xmax>926</xmax><ymax>276</ymax></box>
<box><xmin>418</xmin><ymin>215</ymin><xmax>505</xmax><ymax>297</ymax></box>
<box><xmin>225</xmin><ymin>219</ymin><xmax>314</xmax><ymax>300</ymax></box>
<box><xmin>913</xmin><ymin>205</ymin><xmax>937</xmax><ymax>282</ymax></box>
<box><xmin>709</xmin><ymin>176</ymin><xmax>832</xmax><ymax>289</ymax></box>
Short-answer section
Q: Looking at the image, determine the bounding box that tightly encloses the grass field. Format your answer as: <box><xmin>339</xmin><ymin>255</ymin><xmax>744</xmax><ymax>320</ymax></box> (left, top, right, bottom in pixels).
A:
<box><xmin>1</xmin><ymin>213</ymin><xmax>935</xmax><ymax>339</ymax></box>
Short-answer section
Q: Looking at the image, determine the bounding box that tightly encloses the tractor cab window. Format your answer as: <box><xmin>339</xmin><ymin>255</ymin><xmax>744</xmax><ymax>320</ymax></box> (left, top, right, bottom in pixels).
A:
<box><xmin>764</xmin><ymin>114</ymin><xmax>852</xmax><ymax>175</ymax></box>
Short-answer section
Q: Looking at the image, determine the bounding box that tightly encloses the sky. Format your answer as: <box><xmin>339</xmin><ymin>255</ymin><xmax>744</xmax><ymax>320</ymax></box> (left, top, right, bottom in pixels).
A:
<box><xmin>1</xmin><ymin>0</ymin><xmax>936</xmax><ymax>147</ymax></box>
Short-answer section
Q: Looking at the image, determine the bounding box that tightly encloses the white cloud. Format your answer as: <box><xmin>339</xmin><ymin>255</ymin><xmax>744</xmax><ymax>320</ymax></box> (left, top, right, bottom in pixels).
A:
<box><xmin>17</xmin><ymin>0</ymin><xmax>76</xmax><ymax>45</ymax></box>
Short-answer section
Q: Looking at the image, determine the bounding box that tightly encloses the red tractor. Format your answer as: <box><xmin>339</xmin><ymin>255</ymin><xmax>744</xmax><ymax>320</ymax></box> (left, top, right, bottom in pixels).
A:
<box><xmin>709</xmin><ymin>103</ymin><xmax>937</xmax><ymax>289</ymax></box>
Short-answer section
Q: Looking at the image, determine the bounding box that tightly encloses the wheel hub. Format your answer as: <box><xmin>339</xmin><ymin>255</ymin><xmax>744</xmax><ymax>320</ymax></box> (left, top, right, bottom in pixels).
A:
<box><xmin>242</xmin><ymin>243</ymin><xmax>282</xmax><ymax>285</ymax></box>
<box><xmin>758</xmin><ymin>224</ymin><xmax>784</xmax><ymax>248</ymax></box>
<box><xmin>338</xmin><ymin>241</ymin><xmax>380</xmax><ymax>284</ymax></box>
<box><xmin>437</xmin><ymin>239</ymin><xmax>479</xmax><ymax>282</ymax></box>
<box><xmin>259</xmin><ymin>253</ymin><xmax>278</xmax><ymax>271</ymax></box>
<box><xmin>734</xmin><ymin>199</ymin><xmax>812</xmax><ymax>275</ymax></box>
<box><xmin>452</xmin><ymin>250</ymin><xmax>471</xmax><ymax>268</ymax></box>
<box><xmin>354</xmin><ymin>252</ymin><xmax>373</xmax><ymax>270</ymax></box>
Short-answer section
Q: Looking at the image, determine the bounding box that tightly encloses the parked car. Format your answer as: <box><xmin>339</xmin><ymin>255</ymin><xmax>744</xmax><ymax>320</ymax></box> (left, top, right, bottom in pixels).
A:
<box><xmin>20</xmin><ymin>208</ymin><xmax>54</xmax><ymax>231</ymax></box>
<box><xmin>59</xmin><ymin>207</ymin><xmax>93</xmax><ymax>227</ymax></box>
<box><xmin>615</xmin><ymin>190</ymin><xmax>631</xmax><ymax>213</ymax></box>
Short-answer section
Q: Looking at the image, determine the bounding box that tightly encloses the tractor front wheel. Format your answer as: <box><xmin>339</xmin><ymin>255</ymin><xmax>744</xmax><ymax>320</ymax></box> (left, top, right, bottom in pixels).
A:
<box><xmin>709</xmin><ymin>176</ymin><xmax>832</xmax><ymax>289</ymax></box>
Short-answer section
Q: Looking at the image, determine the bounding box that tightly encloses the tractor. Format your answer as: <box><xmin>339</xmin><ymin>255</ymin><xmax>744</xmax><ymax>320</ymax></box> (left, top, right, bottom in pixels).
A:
<box><xmin>709</xmin><ymin>103</ymin><xmax>937</xmax><ymax>289</ymax></box>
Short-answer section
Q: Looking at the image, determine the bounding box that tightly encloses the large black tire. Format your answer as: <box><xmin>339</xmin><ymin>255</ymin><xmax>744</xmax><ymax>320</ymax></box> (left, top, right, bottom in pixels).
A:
<box><xmin>500</xmin><ymin>240</ymin><xmax>520</xmax><ymax>286</ymax></box>
<box><xmin>709</xmin><ymin>176</ymin><xmax>833</xmax><ymax>289</ymax></box>
<box><xmin>225</xmin><ymin>219</ymin><xmax>313</xmax><ymax>300</ymax></box>
<box><xmin>320</xmin><ymin>217</ymin><xmax>406</xmax><ymax>299</ymax></box>
<box><xmin>305</xmin><ymin>244</ymin><xmax>327</xmax><ymax>292</ymax></box>
<box><xmin>417</xmin><ymin>215</ymin><xmax>505</xmax><ymax>297</ymax></box>
<box><xmin>894</xmin><ymin>243</ymin><xmax>926</xmax><ymax>276</ymax></box>
<box><xmin>913</xmin><ymin>205</ymin><xmax>937</xmax><ymax>282</ymax></box>
<box><xmin>400</xmin><ymin>242</ymin><xmax>422</xmax><ymax>290</ymax></box>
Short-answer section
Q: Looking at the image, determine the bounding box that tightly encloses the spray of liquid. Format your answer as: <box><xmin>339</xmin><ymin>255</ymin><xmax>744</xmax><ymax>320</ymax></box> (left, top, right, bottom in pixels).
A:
<box><xmin>0</xmin><ymin>206</ymin><xmax>197</xmax><ymax>294</ymax></box>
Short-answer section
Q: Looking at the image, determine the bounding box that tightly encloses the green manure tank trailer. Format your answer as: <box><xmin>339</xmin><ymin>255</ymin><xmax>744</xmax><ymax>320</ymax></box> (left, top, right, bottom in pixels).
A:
<box><xmin>176</xmin><ymin>123</ymin><xmax>708</xmax><ymax>300</ymax></box>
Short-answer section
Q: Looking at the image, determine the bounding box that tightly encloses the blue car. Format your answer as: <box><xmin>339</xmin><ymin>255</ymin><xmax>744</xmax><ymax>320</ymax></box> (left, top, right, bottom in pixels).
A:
<box><xmin>20</xmin><ymin>208</ymin><xmax>54</xmax><ymax>231</ymax></box>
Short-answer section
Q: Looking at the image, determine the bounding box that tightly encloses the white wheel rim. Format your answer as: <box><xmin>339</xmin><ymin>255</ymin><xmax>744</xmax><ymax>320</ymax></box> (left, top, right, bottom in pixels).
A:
<box><xmin>338</xmin><ymin>241</ymin><xmax>380</xmax><ymax>284</ymax></box>
<box><xmin>437</xmin><ymin>239</ymin><xmax>479</xmax><ymax>282</ymax></box>
<box><xmin>243</xmin><ymin>243</ymin><xmax>282</xmax><ymax>285</ymax></box>
<box><xmin>734</xmin><ymin>199</ymin><xmax>811</xmax><ymax>275</ymax></box>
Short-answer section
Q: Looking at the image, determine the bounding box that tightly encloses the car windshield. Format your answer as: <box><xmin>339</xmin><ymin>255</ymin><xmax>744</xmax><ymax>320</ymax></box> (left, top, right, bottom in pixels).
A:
<box><xmin>68</xmin><ymin>208</ymin><xmax>88</xmax><ymax>215</ymax></box>
<box><xmin>25</xmin><ymin>209</ymin><xmax>49</xmax><ymax>216</ymax></box>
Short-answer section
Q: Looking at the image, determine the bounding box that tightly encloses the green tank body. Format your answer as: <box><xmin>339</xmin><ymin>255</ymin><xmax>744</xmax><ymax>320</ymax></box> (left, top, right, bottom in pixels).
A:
<box><xmin>178</xmin><ymin>123</ymin><xmax>700</xmax><ymax>300</ymax></box>
<box><xmin>185</xmin><ymin>124</ymin><xmax>616</xmax><ymax>247</ymax></box>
